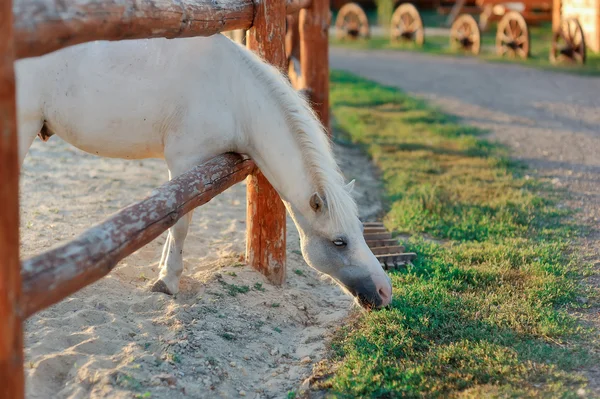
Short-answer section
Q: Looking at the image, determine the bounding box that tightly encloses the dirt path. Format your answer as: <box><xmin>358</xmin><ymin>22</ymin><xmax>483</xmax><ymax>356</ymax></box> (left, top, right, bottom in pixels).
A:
<box><xmin>331</xmin><ymin>47</ymin><xmax>600</xmax><ymax>387</ymax></box>
<box><xmin>20</xmin><ymin>136</ymin><xmax>383</xmax><ymax>398</ymax></box>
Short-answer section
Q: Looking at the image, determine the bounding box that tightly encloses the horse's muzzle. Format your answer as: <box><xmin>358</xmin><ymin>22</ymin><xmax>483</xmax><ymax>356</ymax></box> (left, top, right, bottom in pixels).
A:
<box><xmin>344</xmin><ymin>278</ymin><xmax>385</xmax><ymax>310</ymax></box>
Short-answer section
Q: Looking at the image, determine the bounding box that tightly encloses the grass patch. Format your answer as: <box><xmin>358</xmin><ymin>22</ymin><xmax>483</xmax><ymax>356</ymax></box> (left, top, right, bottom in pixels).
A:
<box><xmin>321</xmin><ymin>70</ymin><xmax>597</xmax><ymax>397</ymax></box>
<box><xmin>331</xmin><ymin>18</ymin><xmax>600</xmax><ymax>77</ymax></box>
<box><xmin>219</xmin><ymin>332</ymin><xmax>236</xmax><ymax>341</ymax></box>
<box><xmin>218</xmin><ymin>280</ymin><xmax>250</xmax><ymax>296</ymax></box>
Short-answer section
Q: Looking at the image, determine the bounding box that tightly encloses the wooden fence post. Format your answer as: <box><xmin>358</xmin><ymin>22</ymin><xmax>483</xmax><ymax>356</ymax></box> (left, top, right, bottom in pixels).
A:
<box><xmin>299</xmin><ymin>0</ymin><xmax>330</xmax><ymax>133</ymax></box>
<box><xmin>0</xmin><ymin>0</ymin><xmax>24</xmax><ymax>396</ymax></box>
<box><xmin>245</xmin><ymin>0</ymin><xmax>288</xmax><ymax>285</ymax></box>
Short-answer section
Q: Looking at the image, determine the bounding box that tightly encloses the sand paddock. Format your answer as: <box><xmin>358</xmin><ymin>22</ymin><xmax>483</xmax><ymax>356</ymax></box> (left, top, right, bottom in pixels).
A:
<box><xmin>20</xmin><ymin>135</ymin><xmax>383</xmax><ymax>398</ymax></box>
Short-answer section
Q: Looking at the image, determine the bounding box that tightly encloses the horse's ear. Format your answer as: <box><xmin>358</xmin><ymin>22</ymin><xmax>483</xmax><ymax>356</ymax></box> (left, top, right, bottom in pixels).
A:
<box><xmin>344</xmin><ymin>179</ymin><xmax>355</xmax><ymax>194</ymax></box>
<box><xmin>310</xmin><ymin>192</ymin><xmax>324</xmax><ymax>213</ymax></box>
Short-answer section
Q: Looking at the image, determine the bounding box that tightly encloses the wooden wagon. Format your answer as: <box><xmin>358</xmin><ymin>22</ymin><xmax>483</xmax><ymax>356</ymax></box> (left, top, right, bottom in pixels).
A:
<box><xmin>333</xmin><ymin>0</ymin><xmax>437</xmax><ymax>40</ymax></box>
<box><xmin>442</xmin><ymin>0</ymin><xmax>552</xmax><ymax>29</ymax></box>
<box><xmin>331</xmin><ymin>0</ymin><xmax>551</xmax><ymax>60</ymax></box>
<box><xmin>443</xmin><ymin>0</ymin><xmax>552</xmax><ymax>57</ymax></box>
<box><xmin>550</xmin><ymin>0</ymin><xmax>599</xmax><ymax>63</ymax></box>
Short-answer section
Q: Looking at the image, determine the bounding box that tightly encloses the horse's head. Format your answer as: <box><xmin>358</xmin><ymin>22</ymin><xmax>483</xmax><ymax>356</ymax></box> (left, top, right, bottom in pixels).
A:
<box><xmin>288</xmin><ymin>180</ymin><xmax>393</xmax><ymax>310</ymax></box>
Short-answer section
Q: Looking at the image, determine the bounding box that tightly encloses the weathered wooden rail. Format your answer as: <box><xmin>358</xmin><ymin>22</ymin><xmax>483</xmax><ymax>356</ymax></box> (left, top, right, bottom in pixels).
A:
<box><xmin>21</xmin><ymin>154</ymin><xmax>255</xmax><ymax>319</ymax></box>
<box><xmin>0</xmin><ymin>0</ymin><xmax>328</xmax><ymax>395</ymax></box>
<box><xmin>13</xmin><ymin>0</ymin><xmax>316</xmax><ymax>60</ymax></box>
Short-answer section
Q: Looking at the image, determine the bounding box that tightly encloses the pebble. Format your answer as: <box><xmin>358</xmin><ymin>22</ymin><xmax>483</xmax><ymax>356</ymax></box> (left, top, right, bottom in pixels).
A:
<box><xmin>299</xmin><ymin>377</ymin><xmax>311</xmax><ymax>393</ymax></box>
<box><xmin>270</xmin><ymin>348</ymin><xmax>279</xmax><ymax>356</ymax></box>
<box><xmin>300</xmin><ymin>356</ymin><xmax>311</xmax><ymax>364</ymax></box>
<box><xmin>239</xmin><ymin>390</ymin><xmax>246</xmax><ymax>396</ymax></box>
<box><xmin>230</xmin><ymin>361</ymin><xmax>237</xmax><ymax>367</ymax></box>
<box><xmin>155</xmin><ymin>373</ymin><xmax>177</xmax><ymax>386</ymax></box>
<box><xmin>95</xmin><ymin>303</ymin><xmax>109</xmax><ymax>311</ymax></box>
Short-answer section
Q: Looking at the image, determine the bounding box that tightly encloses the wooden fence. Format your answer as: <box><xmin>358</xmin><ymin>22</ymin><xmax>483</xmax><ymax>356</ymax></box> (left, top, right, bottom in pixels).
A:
<box><xmin>0</xmin><ymin>0</ymin><xmax>329</xmax><ymax>395</ymax></box>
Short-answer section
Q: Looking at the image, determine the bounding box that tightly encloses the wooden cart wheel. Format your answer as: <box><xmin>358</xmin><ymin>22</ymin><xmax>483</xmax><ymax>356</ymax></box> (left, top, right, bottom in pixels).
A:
<box><xmin>335</xmin><ymin>3</ymin><xmax>370</xmax><ymax>40</ymax></box>
<box><xmin>550</xmin><ymin>18</ymin><xmax>586</xmax><ymax>64</ymax></box>
<box><xmin>390</xmin><ymin>3</ymin><xmax>424</xmax><ymax>46</ymax></box>
<box><xmin>450</xmin><ymin>14</ymin><xmax>481</xmax><ymax>55</ymax></box>
<box><xmin>496</xmin><ymin>11</ymin><xmax>530</xmax><ymax>59</ymax></box>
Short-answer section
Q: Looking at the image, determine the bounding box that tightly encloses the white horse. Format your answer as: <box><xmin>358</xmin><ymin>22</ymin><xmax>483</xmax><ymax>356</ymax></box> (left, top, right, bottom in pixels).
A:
<box><xmin>15</xmin><ymin>33</ymin><xmax>392</xmax><ymax>309</ymax></box>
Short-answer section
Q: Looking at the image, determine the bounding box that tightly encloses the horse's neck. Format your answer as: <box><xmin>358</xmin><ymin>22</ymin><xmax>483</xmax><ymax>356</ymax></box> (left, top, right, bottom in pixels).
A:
<box><xmin>226</xmin><ymin>40</ymin><xmax>333</xmax><ymax>220</ymax></box>
<box><xmin>244</xmin><ymin>104</ymin><xmax>314</xmax><ymax>213</ymax></box>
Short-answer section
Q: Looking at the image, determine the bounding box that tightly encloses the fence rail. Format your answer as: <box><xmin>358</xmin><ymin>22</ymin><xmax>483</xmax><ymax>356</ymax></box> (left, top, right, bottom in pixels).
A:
<box><xmin>1</xmin><ymin>0</ymin><xmax>328</xmax><ymax>395</ymax></box>
<box><xmin>13</xmin><ymin>0</ymin><xmax>313</xmax><ymax>59</ymax></box>
<box><xmin>21</xmin><ymin>154</ymin><xmax>255</xmax><ymax>319</ymax></box>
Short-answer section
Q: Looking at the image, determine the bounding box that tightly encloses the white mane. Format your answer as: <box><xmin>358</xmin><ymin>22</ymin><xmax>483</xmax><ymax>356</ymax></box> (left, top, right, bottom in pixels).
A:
<box><xmin>232</xmin><ymin>40</ymin><xmax>358</xmax><ymax>232</ymax></box>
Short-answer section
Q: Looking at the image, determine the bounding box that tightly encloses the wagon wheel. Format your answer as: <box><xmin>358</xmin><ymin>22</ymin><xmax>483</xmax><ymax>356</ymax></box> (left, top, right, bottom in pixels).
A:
<box><xmin>496</xmin><ymin>11</ymin><xmax>530</xmax><ymax>59</ymax></box>
<box><xmin>335</xmin><ymin>3</ymin><xmax>370</xmax><ymax>40</ymax></box>
<box><xmin>450</xmin><ymin>14</ymin><xmax>481</xmax><ymax>55</ymax></box>
<box><xmin>550</xmin><ymin>18</ymin><xmax>586</xmax><ymax>64</ymax></box>
<box><xmin>390</xmin><ymin>3</ymin><xmax>424</xmax><ymax>46</ymax></box>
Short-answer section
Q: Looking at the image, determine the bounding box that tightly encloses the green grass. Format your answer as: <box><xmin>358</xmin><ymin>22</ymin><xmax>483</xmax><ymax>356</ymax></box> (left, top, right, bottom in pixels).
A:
<box><xmin>331</xmin><ymin>16</ymin><xmax>600</xmax><ymax>76</ymax></box>
<box><xmin>318</xmin><ymin>70</ymin><xmax>599</xmax><ymax>397</ymax></box>
<box><xmin>218</xmin><ymin>280</ymin><xmax>250</xmax><ymax>296</ymax></box>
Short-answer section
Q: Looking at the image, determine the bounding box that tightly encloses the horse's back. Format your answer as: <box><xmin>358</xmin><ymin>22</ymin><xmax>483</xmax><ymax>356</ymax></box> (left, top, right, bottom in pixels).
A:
<box><xmin>15</xmin><ymin>35</ymin><xmax>241</xmax><ymax>160</ymax></box>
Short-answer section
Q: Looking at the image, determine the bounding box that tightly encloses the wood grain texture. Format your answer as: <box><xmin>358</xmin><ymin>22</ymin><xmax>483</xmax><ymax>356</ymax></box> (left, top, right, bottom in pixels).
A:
<box><xmin>245</xmin><ymin>0</ymin><xmax>288</xmax><ymax>285</ymax></box>
<box><xmin>299</xmin><ymin>0</ymin><xmax>330</xmax><ymax>133</ymax></box>
<box><xmin>0</xmin><ymin>0</ymin><xmax>24</xmax><ymax>396</ymax></box>
<box><xmin>13</xmin><ymin>0</ymin><xmax>256</xmax><ymax>59</ymax></box>
<box><xmin>21</xmin><ymin>154</ymin><xmax>255</xmax><ymax>318</ymax></box>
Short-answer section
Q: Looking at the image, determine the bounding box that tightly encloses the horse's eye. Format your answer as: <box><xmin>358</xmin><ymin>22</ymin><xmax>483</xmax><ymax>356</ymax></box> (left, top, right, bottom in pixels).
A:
<box><xmin>333</xmin><ymin>238</ymin><xmax>347</xmax><ymax>248</ymax></box>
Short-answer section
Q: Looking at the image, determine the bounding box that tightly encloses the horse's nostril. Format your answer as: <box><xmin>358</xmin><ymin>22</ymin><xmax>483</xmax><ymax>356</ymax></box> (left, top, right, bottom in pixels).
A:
<box><xmin>378</xmin><ymin>288</ymin><xmax>387</xmax><ymax>300</ymax></box>
<box><xmin>377</xmin><ymin>285</ymin><xmax>392</xmax><ymax>307</ymax></box>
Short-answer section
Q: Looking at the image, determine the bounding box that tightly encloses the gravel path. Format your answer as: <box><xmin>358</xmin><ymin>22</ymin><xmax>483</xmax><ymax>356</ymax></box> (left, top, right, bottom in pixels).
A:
<box><xmin>331</xmin><ymin>47</ymin><xmax>600</xmax><ymax>387</ymax></box>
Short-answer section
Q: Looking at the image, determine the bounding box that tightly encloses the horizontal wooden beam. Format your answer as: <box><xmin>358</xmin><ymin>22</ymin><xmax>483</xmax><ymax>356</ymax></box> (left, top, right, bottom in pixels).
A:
<box><xmin>21</xmin><ymin>153</ymin><xmax>255</xmax><ymax>318</ymax></box>
<box><xmin>363</xmin><ymin>232</ymin><xmax>393</xmax><ymax>240</ymax></box>
<box><xmin>286</xmin><ymin>0</ymin><xmax>312</xmax><ymax>15</ymax></box>
<box><xmin>13</xmin><ymin>0</ymin><xmax>256</xmax><ymax>59</ymax></box>
<box><xmin>13</xmin><ymin>0</ymin><xmax>313</xmax><ymax>60</ymax></box>
<box><xmin>366</xmin><ymin>238</ymin><xmax>398</xmax><ymax>248</ymax></box>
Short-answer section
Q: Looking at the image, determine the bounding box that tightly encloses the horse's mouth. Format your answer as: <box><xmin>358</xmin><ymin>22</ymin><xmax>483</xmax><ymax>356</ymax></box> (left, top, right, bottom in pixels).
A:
<box><xmin>356</xmin><ymin>292</ymin><xmax>384</xmax><ymax>310</ymax></box>
<box><xmin>335</xmin><ymin>271</ymin><xmax>387</xmax><ymax>310</ymax></box>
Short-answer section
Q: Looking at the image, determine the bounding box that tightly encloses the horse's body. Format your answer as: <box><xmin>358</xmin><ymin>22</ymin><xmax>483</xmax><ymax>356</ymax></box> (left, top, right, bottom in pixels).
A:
<box><xmin>16</xmin><ymin>34</ymin><xmax>392</xmax><ymax>308</ymax></box>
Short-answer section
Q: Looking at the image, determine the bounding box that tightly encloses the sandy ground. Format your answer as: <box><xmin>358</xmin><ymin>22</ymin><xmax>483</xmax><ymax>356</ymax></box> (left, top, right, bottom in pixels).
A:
<box><xmin>20</xmin><ymin>135</ymin><xmax>383</xmax><ymax>398</ymax></box>
<box><xmin>331</xmin><ymin>47</ymin><xmax>600</xmax><ymax>389</ymax></box>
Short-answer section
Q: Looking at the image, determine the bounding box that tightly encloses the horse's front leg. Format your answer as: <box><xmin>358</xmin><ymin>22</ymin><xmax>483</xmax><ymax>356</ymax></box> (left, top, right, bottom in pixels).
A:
<box><xmin>151</xmin><ymin>211</ymin><xmax>193</xmax><ymax>295</ymax></box>
<box><xmin>150</xmin><ymin>152</ymin><xmax>205</xmax><ymax>295</ymax></box>
<box><xmin>158</xmin><ymin>234</ymin><xmax>172</xmax><ymax>271</ymax></box>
